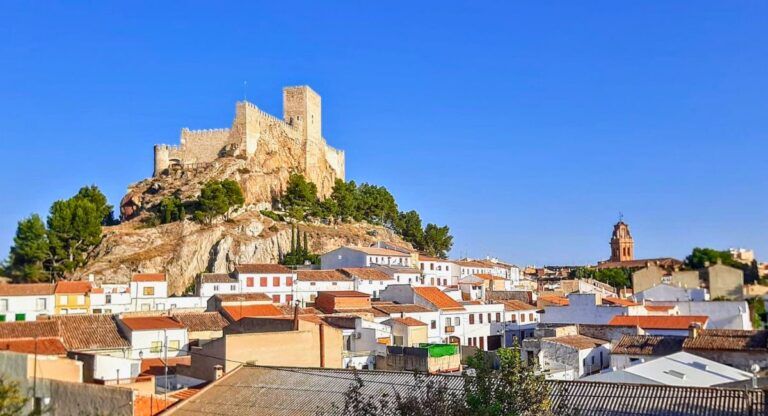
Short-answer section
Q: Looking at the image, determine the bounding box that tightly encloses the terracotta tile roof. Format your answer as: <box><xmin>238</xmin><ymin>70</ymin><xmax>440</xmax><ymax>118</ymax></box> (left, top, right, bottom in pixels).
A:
<box><xmin>54</xmin><ymin>281</ymin><xmax>92</xmax><ymax>294</ymax></box>
<box><xmin>500</xmin><ymin>300</ymin><xmax>538</xmax><ymax>311</ymax></box>
<box><xmin>222</xmin><ymin>304</ymin><xmax>284</xmax><ymax>321</ymax></box>
<box><xmin>539</xmin><ymin>295</ymin><xmax>569</xmax><ymax>306</ymax></box>
<box><xmin>317</xmin><ymin>291</ymin><xmax>369</xmax><ymax>298</ymax></box>
<box><xmin>418</xmin><ymin>255</ymin><xmax>450</xmax><ymax>263</ymax></box>
<box><xmin>0</xmin><ymin>283</ymin><xmax>55</xmax><ymax>296</ymax></box>
<box><xmin>172</xmin><ymin>312</ymin><xmax>229</xmax><ymax>332</ymax></box>
<box><xmin>170</xmin><ymin>387</ymin><xmax>203</xmax><ymax>401</ymax></box>
<box><xmin>376</xmin><ymin>266</ymin><xmax>421</xmax><ymax>274</ymax></box>
<box><xmin>612</xmin><ymin>335</ymin><xmax>686</xmax><ymax>356</ymax></box>
<box><xmin>683</xmin><ymin>329</ymin><xmax>768</xmax><ymax>351</ymax></box>
<box><xmin>344</xmin><ymin>246</ymin><xmax>409</xmax><ymax>257</ymax></box>
<box><xmin>386</xmin><ymin>317</ymin><xmax>427</xmax><ymax>327</ymax></box>
<box><xmin>214</xmin><ymin>293</ymin><xmax>272</xmax><ymax>303</ymax></box>
<box><xmin>141</xmin><ymin>356</ymin><xmax>192</xmax><ymax>376</ymax></box>
<box><xmin>121</xmin><ymin>316</ymin><xmax>186</xmax><ymax>331</ymax></box>
<box><xmin>234</xmin><ymin>264</ymin><xmax>292</xmax><ymax>274</ymax></box>
<box><xmin>0</xmin><ymin>321</ymin><xmax>59</xmax><ymax>340</ymax></box>
<box><xmin>274</xmin><ymin>305</ymin><xmax>321</xmax><ymax>316</ymax></box>
<box><xmin>453</xmin><ymin>260</ymin><xmax>489</xmax><ymax>268</ymax></box>
<box><xmin>338</xmin><ymin>268</ymin><xmax>393</xmax><ymax>281</ymax></box>
<box><xmin>371</xmin><ymin>303</ymin><xmax>432</xmax><ymax>314</ymax></box>
<box><xmin>645</xmin><ymin>305</ymin><xmax>675</xmax><ymax>312</ymax></box>
<box><xmin>609</xmin><ymin>315</ymin><xmax>709</xmax><ymax>330</ymax></box>
<box><xmin>545</xmin><ymin>335</ymin><xmax>607</xmax><ymax>350</ymax></box>
<box><xmin>0</xmin><ymin>337</ymin><xmax>67</xmax><ymax>355</ymax></box>
<box><xmin>131</xmin><ymin>273</ymin><xmax>166</xmax><ymax>282</ymax></box>
<box><xmin>475</xmin><ymin>273</ymin><xmax>505</xmax><ymax>281</ymax></box>
<box><xmin>602</xmin><ymin>297</ymin><xmax>640</xmax><ymax>307</ymax></box>
<box><xmin>200</xmin><ymin>273</ymin><xmax>236</xmax><ymax>284</ymax></box>
<box><xmin>53</xmin><ymin>315</ymin><xmax>130</xmax><ymax>350</ymax></box>
<box><xmin>296</xmin><ymin>270</ymin><xmax>351</xmax><ymax>282</ymax></box>
<box><xmin>412</xmin><ymin>287</ymin><xmax>464</xmax><ymax>311</ymax></box>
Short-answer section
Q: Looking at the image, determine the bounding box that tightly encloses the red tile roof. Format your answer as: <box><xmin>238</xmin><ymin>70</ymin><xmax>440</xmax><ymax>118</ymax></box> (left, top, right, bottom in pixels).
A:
<box><xmin>140</xmin><ymin>356</ymin><xmax>192</xmax><ymax>376</ymax></box>
<box><xmin>683</xmin><ymin>329</ymin><xmax>768</xmax><ymax>351</ymax></box>
<box><xmin>413</xmin><ymin>287</ymin><xmax>464</xmax><ymax>311</ymax></box>
<box><xmin>222</xmin><ymin>304</ymin><xmax>284</xmax><ymax>321</ymax></box>
<box><xmin>296</xmin><ymin>270</ymin><xmax>351</xmax><ymax>282</ymax></box>
<box><xmin>500</xmin><ymin>300</ymin><xmax>538</xmax><ymax>311</ymax></box>
<box><xmin>0</xmin><ymin>321</ymin><xmax>59</xmax><ymax>340</ymax></box>
<box><xmin>0</xmin><ymin>337</ymin><xmax>67</xmax><ymax>355</ymax></box>
<box><xmin>475</xmin><ymin>273</ymin><xmax>505</xmax><ymax>281</ymax></box>
<box><xmin>645</xmin><ymin>305</ymin><xmax>675</xmax><ymax>312</ymax></box>
<box><xmin>546</xmin><ymin>335</ymin><xmax>608</xmax><ymax>350</ymax></box>
<box><xmin>234</xmin><ymin>264</ymin><xmax>292</xmax><ymax>274</ymax></box>
<box><xmin>539</xmin><ymin>295</ymin><xmax>569</xmax><ymax>306</ymax></box>
<box><xmin>338</xmin><ymin>268</ymin><xmax>394</xmax><ymax>281</ymax></box>
<box><xmin>172</xmin><ymin>312</ymin><xmax>229</xmax><ymax>332</ymax></box>
<box><xmin>317</xmin><ymin>291</ymin><xmax>369</xmax><ymax>298</ymax></box>
<box><xmin>121</xmin><ymin>316</ymin><xmax>186</xmax><ymax>331</ymax></box>
<box><xmin>213</xmin><ymin>293</ymin><xmax>272</xmax><ymax>303</ymax></box>
<box><xmin>54</xmin><ymin>281</ymin><xmax>92</xmax><ymax>294</ymax></box>
<box><xmin>602</xmin><ymin>297</ymin><xmax>640</xmax><ymax>307</ymax></box>
<box><xmin>388</xmin><ymin>317</ymin><xmax>427</xmax><ymax>327</ymax></box>
<box><xmin>0</xmin><ymin>283</ymin><xmax>55</xmax><ymax>296</ymax></box>
<box><xmin>0</xmin><ymin>315</ymin><xmax>129</xmax><ymax>351</ymax></box>
<box><xmin>608</xmin><ymin>315</ymin><xmax>709</xmax><ymax>330</ymax></box>
<box><xmin>371</xmin><ymin>303</ymin><xmax>432</xmax><ymax>314</ymax></box>
<box><xmin>131</xmin><ymin>274</ymin><xmax>166</xmax><ymax>282</ymax></box>
<box><xmin>345</xmin><ymin>246</ymin><xmax>409</xmax><ymax>257</ymax></box>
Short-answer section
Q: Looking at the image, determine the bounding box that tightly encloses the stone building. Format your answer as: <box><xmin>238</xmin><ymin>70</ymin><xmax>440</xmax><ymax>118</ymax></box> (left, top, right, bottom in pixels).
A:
<box><xmin>153</xmin><ymin>85</ymin><xmax>345</xmax><ymax>196</ymax></box>
<box><xmin>609</xmin><ymin>220</ymin><xmax>634</xmax><ymax>262</ymax></box>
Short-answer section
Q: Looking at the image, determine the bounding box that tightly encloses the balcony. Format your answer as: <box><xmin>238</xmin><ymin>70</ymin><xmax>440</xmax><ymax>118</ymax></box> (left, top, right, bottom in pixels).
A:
<box><xmin>444</xmin><ymin>325</ymin><xmax>455</xmax><ymax>334</ymax></box>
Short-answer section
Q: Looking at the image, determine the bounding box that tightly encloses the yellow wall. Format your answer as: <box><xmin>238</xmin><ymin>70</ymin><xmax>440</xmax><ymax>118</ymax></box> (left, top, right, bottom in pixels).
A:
<box><xmin>55</xmin><ymin>293</ymin><xmax>90</xmax><ymax>314</ymax></box>
<box><xmin>27</xmin><ymin>355</ymin><xmax>83</xmax><ymax>383</ymax></box>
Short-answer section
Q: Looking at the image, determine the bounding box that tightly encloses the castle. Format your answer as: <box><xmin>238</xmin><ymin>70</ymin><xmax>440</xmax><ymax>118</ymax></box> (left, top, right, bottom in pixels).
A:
<box><xmin>153</xmin><ymin>85</ymin><xmax>345</xmax><ymax>192</ymax></box>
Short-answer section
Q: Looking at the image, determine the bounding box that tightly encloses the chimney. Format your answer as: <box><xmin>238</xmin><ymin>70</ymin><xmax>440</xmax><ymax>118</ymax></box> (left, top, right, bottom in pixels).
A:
<box><xmin>688</xmin><ymin>322</ymin><xmax>701</xmax><ymax>339</ymax></box>
<box><xmin>213</xmin><ymin>365</ymin><xmax>224</xmax><ymax>379</ymax></box>
<box><xmin>292</xmin><ymin>302</ymin><xmax>300</xmax><ymax>331</ymax></box>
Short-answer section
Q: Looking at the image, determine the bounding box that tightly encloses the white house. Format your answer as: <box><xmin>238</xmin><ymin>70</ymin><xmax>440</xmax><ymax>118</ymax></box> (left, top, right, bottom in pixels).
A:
<box><xmin>197</xmin><ymin>273</ymin><xmax>239</xmax><ymax>298</ymax></box>
<box><xmin>498</xmin><ymin>300</ymin><xmax>540</xmax><ymax>344</ymax></box>
<box><xmin>376</xmin><ymin>265</ymin><xmax>423</xmax><ymax>286</ymax></box>
<box><xmin>634</xmin><ymin>284</ymin><xmax>707</xmax><ymax>302</ymax></box>
<box><xmin>0</xmin><ymin>283</ymin><xmax>55</xmax><ymax>322</ymax></box>
<box><xmin>540</xmin><ymin>293</ymin><xmax>645</xmax><ymax>325</ymax></box>
<box><xmin>321</xmin><ymin>246</ymin><xmax>413</xmax><ymax>270</ymax></box>
<box><xmin>294</xmin><ymin>270</ymin><xmax>354</xmax><ymax>305</ymax></box>
<box><xmin>338</xmin><ymin>268</ymin><xmax>396</xmax><ymax>299</ymax></box>
<box><xmin>117</xmin><ymin>316</ymin><xmax>189</xmax><ymax>359</ymax></box>
<box><xmin>234</xmin><ymin>264</ymin><xmax>296</xmax><ymax>304</ymax></box>
<box><xmin>418</xmin><ymin>256</ymin><xmax>455</xmax><ymax>287</ymax></box>
<box><xmin>644</xmin><ymin>300</ymin><xmax>750</xmax><ymax>330</ymax></box>
<box><xmin>538</xmin><ymin>335</ymin><xmax>611</xmax><ymax>380</ymax></box>
<box><xmin>453</xmin><ymin>260</ymin><xmax>493</xmax><ymax>278</ymax></box>
<box><xmin>371</xmin><ymin>302</ymin><xmax>441</xmax><ymax>342</ymax></box>
<box><xmin>129</xmin><ymin>274</ymin><xmax>169</xmax><ymax>312</ymax></box>
<box><xmin>93</xmin><ymin>284</ymin><xmax>132</xmax><ymax>314</ymax></box>
<box><xmin>584</xmin><ymin>351</ymin><xmax>753</xmax><ymax>387</ymax></box>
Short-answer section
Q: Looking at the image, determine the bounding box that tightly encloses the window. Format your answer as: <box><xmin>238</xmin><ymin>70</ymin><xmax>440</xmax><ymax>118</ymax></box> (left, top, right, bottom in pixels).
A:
<box><xmin>529</xmin><ymin>313</ymin><xmax>534</xmax><ymax>321</ymax></box>
<box><xmin>510</xmin><ymin>314</ymin><xmax>517</xmax><ymax>322</ymax></box>
<box><xmin>454</xmin><ymin>317</ymin><xmax>460</xmax><ymax>326</ymax></box>
<box><xmin>520</xmin><ymin>314</ymin><xmax>526</xmax><ymax>323</ymax></box>
<box><xmin>420</xmin><ymin>264</ymin><xmax>424</xmax><ymax>271</ymax></box>
<box><xmin>487</xmin><ymin>313</ymin><xmax>492</xmax><ymax>323</ymax></box>
<box><xmin>310</xmin><ymin>282</ymin><xmax>316</xmax><ymax>286</ymax></box>
<box><xmin>332</xmin><ymin>282</ymin><xmax>338</xmax><ymax>286</ymax></box>
<box><xmin>479</xmin><ymin>337</ymin><xmax>485</xmax><ymax>350</ymax></box>
<box><xmin>15</xmin><ymin>314</ymin><xmax>25</xmax><ymax>321</ymax></box>
<box><xmin>105</xmin><ymin>295</ymin><xmax>112</xmax><ymax>304</ymax></box>
<box><xmin>430</xmin><ymin>263</ymin><xmax>434</xmax><ymax>271</ymax></box>
<box><xmin>479</xmin><ymin>314</ymin><xmax>483</xmax><ymax>324</ymax></box>
<box><xmin>0</xmin><ymin>315</ymin><xmax>5</xmax><ymax>322</ymax></box>
<box><xmin>93</xmin><ymin>309</ymin><xmax>102</xmax><ymax>314</ymax></box>
<box><xmin>76</xmin><ymin>295</ymin><xmax>85</xmax><ymax>305</ymax></box>
<box><xmin>260</xmin><ymin>277</ymin><xmax>268</xmax><ymax>287</ymax></box>
<box><xmin>496</xmin><ymin>313</ymin><xmax>501</xmax><ymax>322</ymax></box>
<box><xmin>273</xmin><ymin>276</ymin><xmax>280</xmax><ymax>287</ymax></box>
<box><xmin>0</xmin><ymin>300</ymin><xmax>7</xmax><ymax>312</ymax></box>
<box><xmin>247</xmin><ymin>277</ymin><xmax>254</xmax><ymax>287</ymax></box>
<box><xmin>36</xmin><ymin>298</ymin><xmax>46</xmax><ymax>311</ymax></box>
<box><xmin>272</xmin><ymin>295</ymin><xmax>280</xmax><ymax>303</ymax></box>
<box><xmin>445</xmin><ymin>317</ymin><xmax>451</xmax><ymax>326</ymax></box>
<box><xmin>286</xmin><ymin>294</ymin><xmax>293</xmax><ymax>303</ymax></box>
<box><xmin>213</xmin><ymin>285</ymin><xmax>219</xmax><ymax>291</ymax></box>
<box><xmin>143</xmin><ymin>287</ymin><xmax>154</xmax><ymax>296</ymax></box>
<box><xmin>150</xmin><ymin>341</ymin><xmax>162</xmax><ymax>353</ymax></box>
<box><xmin>430</xmin><ymin>320</ymin><xmax>436</xmax><ymax>329</ymax></box>
<box><xmin>169</xmin><ymin>340</ymin><xmax>180</xmax><ymax>352</ymax></box>
<box><xmin>230</xmin><ymin>285</ymin><xmax>236</xmax><ymax>291</ymax></box>
<box><xmin>469</xmin><ymin>314</ymin><xmax>474</xmax><ymax>324</ymax></box>
<box><xmin>285</xmin><ymin>277</ymin><xmax>293</xmax><ymax>287</ymax></box>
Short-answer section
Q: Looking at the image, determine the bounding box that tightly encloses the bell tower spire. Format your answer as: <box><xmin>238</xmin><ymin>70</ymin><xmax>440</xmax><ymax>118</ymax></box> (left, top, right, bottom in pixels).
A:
<box><xmin>609</xmin><ymin>217</ymin><xmax>634</xmax><ymax>262</ymax></box>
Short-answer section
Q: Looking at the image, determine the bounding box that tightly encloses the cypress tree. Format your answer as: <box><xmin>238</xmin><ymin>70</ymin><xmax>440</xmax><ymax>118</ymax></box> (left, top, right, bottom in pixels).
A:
<box><xmin>303</xmin><ymin>231</ymin><xmax>309</xmax><ymax>255</ymax></box>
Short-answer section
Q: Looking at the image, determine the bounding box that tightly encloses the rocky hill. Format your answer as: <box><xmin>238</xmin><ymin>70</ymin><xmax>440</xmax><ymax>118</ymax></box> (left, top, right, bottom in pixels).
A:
<box><xmin>76</xmin><ymin>208</ymin><xmax>407</xmax><ymax>294</ymax></box>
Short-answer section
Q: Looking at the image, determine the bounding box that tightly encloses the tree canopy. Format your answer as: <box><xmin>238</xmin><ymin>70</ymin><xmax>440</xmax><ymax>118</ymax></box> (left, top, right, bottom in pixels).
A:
<box><xmin>6</xmin><ymin>215</ymin><xmax>49</xmax><ymax>282</ymax></box>
<box><xmin>685</xmin><ymin>247</ymin><xmax>759</xmax><ymax>283</ymax></box>
<box><xmin>570</xmin><ymin>266</ymin><xmax>631</xmax><ymax>289</ymax></box>
<box><xmin>194</xmin><ymin>179</ymin><xmax>245</xmax><ymax>223</ymax></box>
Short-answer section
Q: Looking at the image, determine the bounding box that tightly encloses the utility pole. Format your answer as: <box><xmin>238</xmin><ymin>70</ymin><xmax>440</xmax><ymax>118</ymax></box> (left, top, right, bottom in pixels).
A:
<box><xmin>164</xmin><ymin>330</ymin><xmax>168</xmax><ymax>404</ymax></box>
<box><xmin>33</xmin><ymin>335</ymin><xmax>38</xmax><ymax>412</ymax></box>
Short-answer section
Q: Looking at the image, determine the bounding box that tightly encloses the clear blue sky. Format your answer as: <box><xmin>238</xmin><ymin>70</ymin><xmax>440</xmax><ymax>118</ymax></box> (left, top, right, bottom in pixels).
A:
<box><xmin>1</xmin><ymin>1</ymin><xmax>766</xmax><ymax>266</ymax></box>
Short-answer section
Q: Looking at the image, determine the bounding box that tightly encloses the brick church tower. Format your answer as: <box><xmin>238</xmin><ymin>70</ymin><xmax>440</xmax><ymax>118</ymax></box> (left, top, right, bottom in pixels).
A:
<box><xmin>609</xmin><ymin>220</ymin><xmax>634</xmax><ymax>262</ymax></box>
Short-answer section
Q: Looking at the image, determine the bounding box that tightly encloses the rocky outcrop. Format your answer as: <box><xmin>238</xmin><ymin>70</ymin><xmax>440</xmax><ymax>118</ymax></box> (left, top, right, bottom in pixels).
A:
<box><xmin>76</xmin><ymin>209</ymin><xmax>407</xmax><ymax>294</ymax></box>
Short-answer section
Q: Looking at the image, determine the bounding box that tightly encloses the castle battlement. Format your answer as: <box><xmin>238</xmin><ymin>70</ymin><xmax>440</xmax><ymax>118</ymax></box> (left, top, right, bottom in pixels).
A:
<box><xmin>152</xmin><ymin>86</ymin><xmax>345</xmax><ymax>193</ymax></box>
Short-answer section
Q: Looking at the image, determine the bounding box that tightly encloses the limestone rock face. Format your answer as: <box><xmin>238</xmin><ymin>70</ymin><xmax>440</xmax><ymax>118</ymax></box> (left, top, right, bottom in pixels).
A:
<box><xmin>77</xmin><ymin>210</ymin><xmax>405</xmax><ymax>294</ymax></box>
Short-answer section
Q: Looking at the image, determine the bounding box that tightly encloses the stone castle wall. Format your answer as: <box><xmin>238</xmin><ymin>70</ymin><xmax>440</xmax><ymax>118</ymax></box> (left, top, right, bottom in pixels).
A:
<box><xmin>152</xmin><ymin>86</ymin><xmax>345</xmax><ymax>196</ymax></box>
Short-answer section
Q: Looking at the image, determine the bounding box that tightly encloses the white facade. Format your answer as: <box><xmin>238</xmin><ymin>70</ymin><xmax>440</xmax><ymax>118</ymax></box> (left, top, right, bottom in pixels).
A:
<box><xmin>236</xmin><ymin>271</ymin><xmax>296</xmax><ymax>304</ymax></box>
<box><xmin>120</xmin><ymin>326</ymin><xmax>189</xmax><ymax>360</ymax></box>
<box><xmin>294</xmin><ymin>279</ymin><xmax>355</xmax><ymax>305</ymax></box>
<box><xmin>130</xmin><ymin>280</ymin><xmax>169</xmax><ymax>312</ymax></box>
<box><xmin>419</xmin><ymin>258</ymin><xmax>455</xmax><ymax>286</ymax></box>
<box><xmin>0</xmin><ymin>291</ymin><xmax>55</xmax><ymax>322</ymax></box>
<box><xmin>541</xmin><ymin>293</ymin><xmax>644</xmax><ymax>325</ymax></box>
<box><xmin>93</xmin><ymin>284</ymin><xmax>133</xmax><ymax>314</ymax></box>
<box><xmin>539</xmin><ymin>338</ymin><xmax>611</xmax><ymax>380</ymax></box>
<box><xmin>645</xmin><ymin>300</ymin><xmax>750</xmax><ymax>330</ymax></box>
<box><xmin>87</xmin><ymin>354</ymin><xmax>141</xmax><ymax>381</ymax></box>
<box><xmin>321</xmin><ymin>247</ymin><xmax>412</xmax><ymax>270</ymax></box>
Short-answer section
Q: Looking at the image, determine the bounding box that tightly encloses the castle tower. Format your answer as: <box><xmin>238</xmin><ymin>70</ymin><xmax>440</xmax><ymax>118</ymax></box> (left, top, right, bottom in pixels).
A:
<box><xmin>609</xmin><ymin>220</ymin><xmax>634</xmax><ymax>262</ymax></box>
<box><xmin>283</xmin><ymin>86</ymin><xmax>322</xmax><ymax>175</ymax></box>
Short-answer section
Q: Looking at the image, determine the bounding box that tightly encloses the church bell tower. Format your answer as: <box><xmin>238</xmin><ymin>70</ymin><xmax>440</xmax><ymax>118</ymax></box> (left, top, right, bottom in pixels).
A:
<box><xmin>609</xmin><ymin>219</ymin><xmax>634</xmax><ymax>262</ymax></box>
